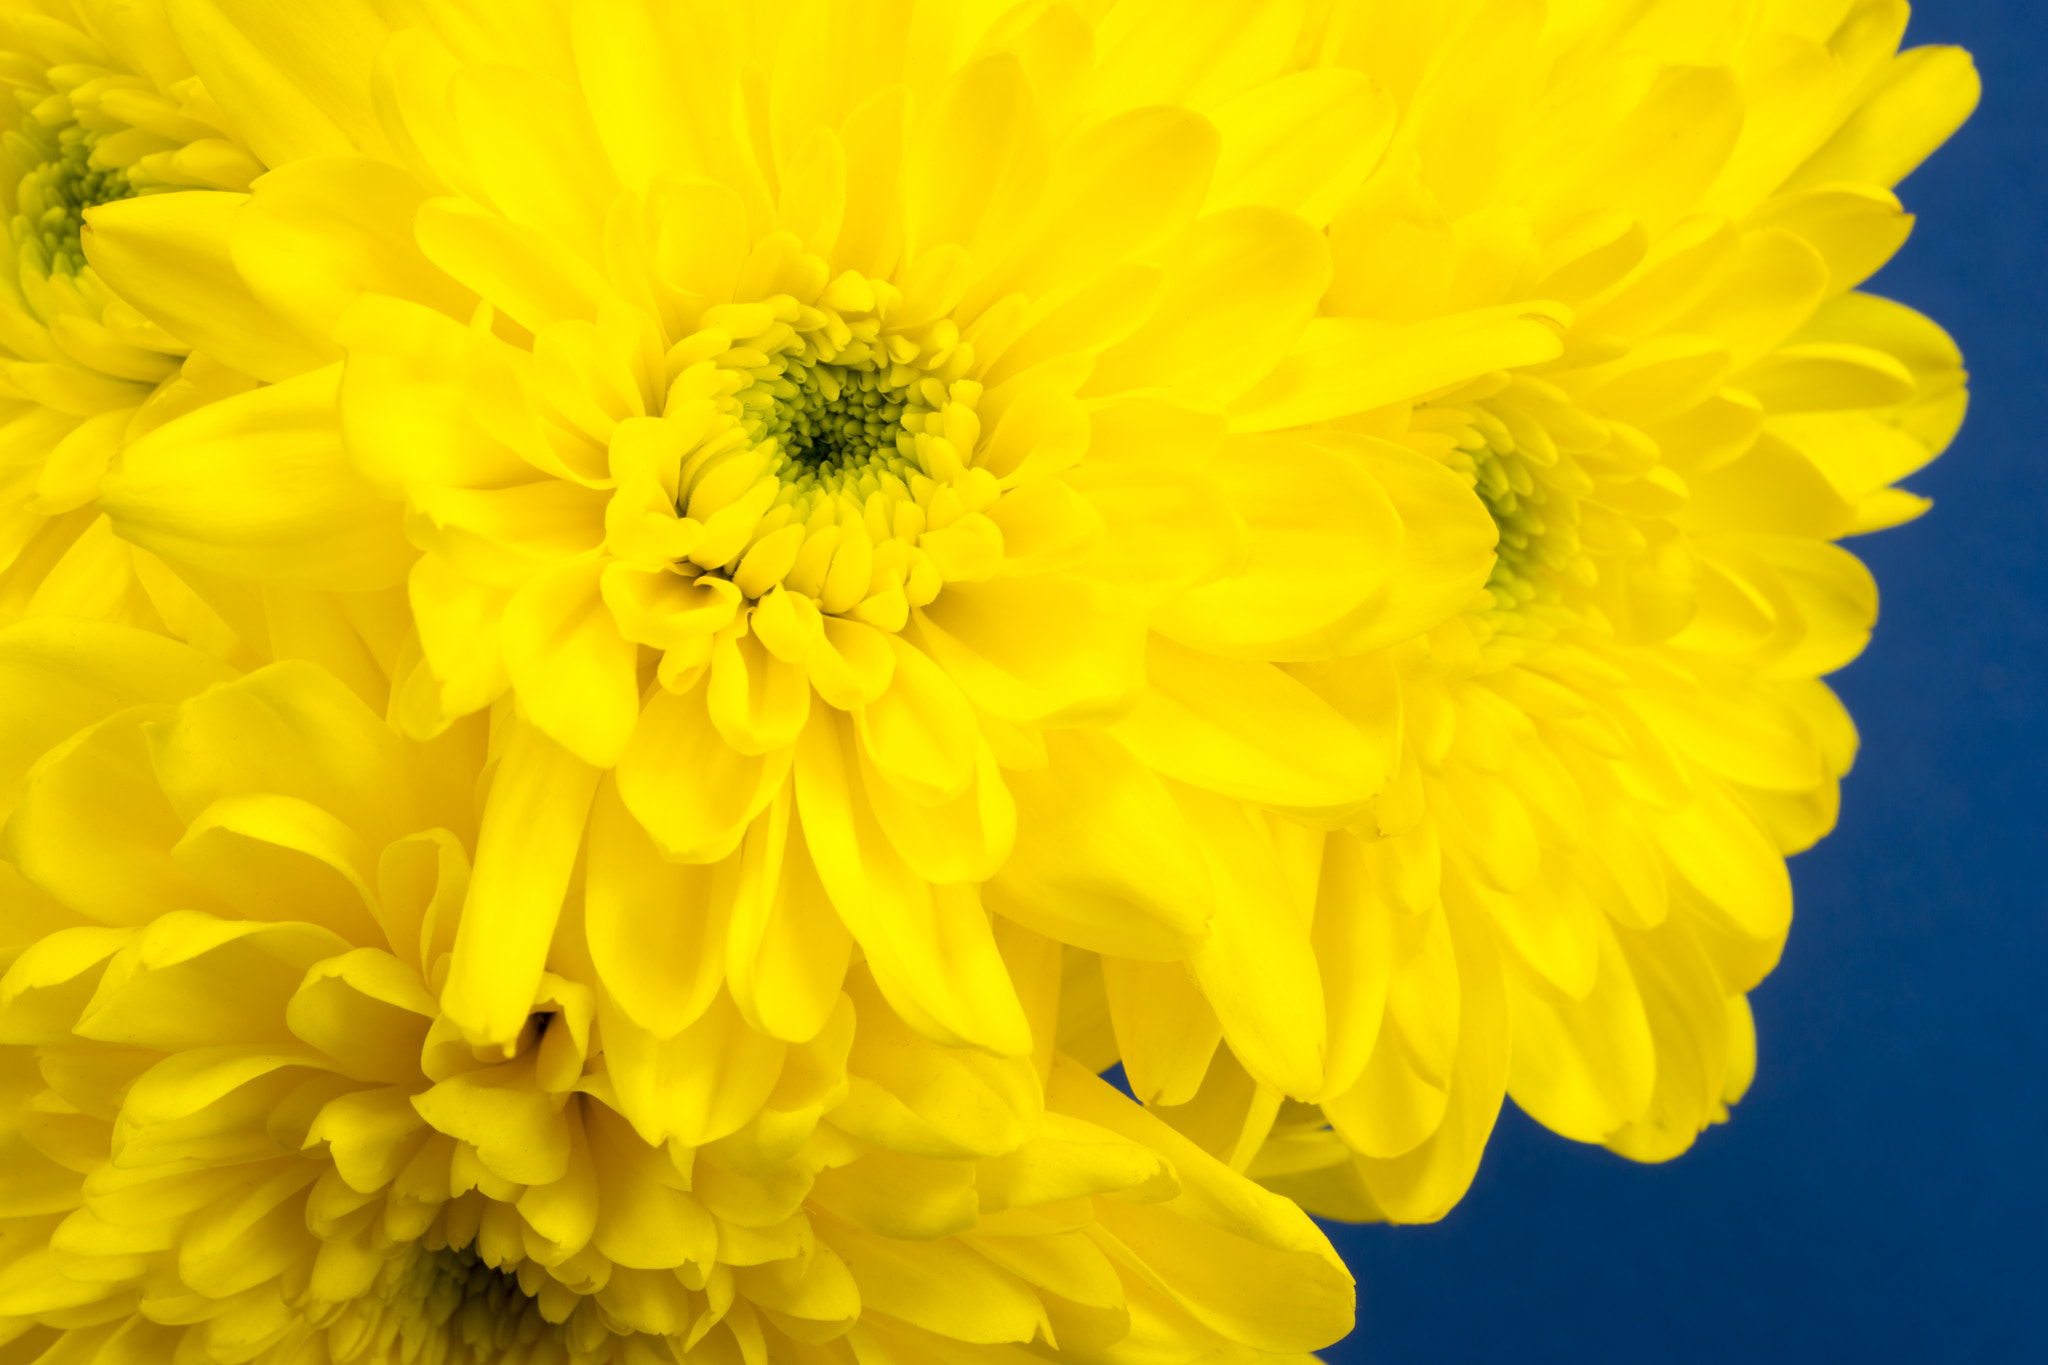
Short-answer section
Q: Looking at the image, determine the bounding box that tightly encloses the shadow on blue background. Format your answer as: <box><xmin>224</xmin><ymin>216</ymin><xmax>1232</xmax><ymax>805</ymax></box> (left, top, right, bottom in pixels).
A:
<box><xmin>1323</xmin><ymin>2</ymin><xmax>2047</xmax><ymax>1359</ymax></box>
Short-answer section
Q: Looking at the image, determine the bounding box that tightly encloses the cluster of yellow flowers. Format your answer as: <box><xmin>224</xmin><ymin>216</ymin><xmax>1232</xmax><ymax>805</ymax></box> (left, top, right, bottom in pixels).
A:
<box><xmin>0</xmin><ymin>1</ymin><xmax>1973</xmax><ymax>1363</ymax></box>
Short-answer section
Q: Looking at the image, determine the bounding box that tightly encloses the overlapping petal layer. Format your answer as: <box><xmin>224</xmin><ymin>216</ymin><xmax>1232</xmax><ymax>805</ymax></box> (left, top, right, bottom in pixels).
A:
<box><xmin>0</xmin><ymin>0</ymin><xmax>286</xmax><ymax>622</ymax></box>
<box><xmin>0</xmin><ymin>618</ymin><xmax>1351</xmax><ymax>1365</ymax></box>
<box><xmin>0</xmin><ymin>3</ymin><xmax>1977</xmax><ymax>1357</ymax></box>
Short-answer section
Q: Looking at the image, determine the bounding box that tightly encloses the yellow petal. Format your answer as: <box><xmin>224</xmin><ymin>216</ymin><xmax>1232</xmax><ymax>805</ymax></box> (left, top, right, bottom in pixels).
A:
<box><xmin>568</xmin><ymin>0</ymin><xmax>768</xmax><ymax>209</ymax></box>
<box><xmin>1226</xmin><ymin>304</ymin><xmax>1569</xmax><ymax>432</ymax></box>
<box><xmin>724</xmin><ymin>795</ymin><xmax>853</xmax><ymax>1044</ymax></box>
<box><xmin>1310</xmin><ymin>833</ymin><xmax>1399</xmax><ymax>1104</ymax></box>
<box><xmin>584</xmin><ymin>778</ymin><xmax>728</xmax><ymax>1040</ymax></box>
<box><xmin>336</xmin><ymin>296</ymin><xmax>533</xmax><ymax>496</ymax></box>
<box><xmin>1</xmin><ymin>708</ymin><xmax>221</xmax><ymax>925</ymax></box>
<box><xmin>1088</xmin><ymin>206</ymin><xmax>1329</xmax><ymax>406</ymax></box>
<box><xmin>407</xmin><ymin>554</ymin><xmax>512</xmax><ymax>723</ymax></box>
<box><xmin>1337</xmin><ymin>890</ymin><xmax>1510</xmax><ymax>1223</ymax></box>
<box><xmin>1649</xmin><ymin>777</ymin><xmax>1791</xmax><ymax>947</ymax></box>
<box><xmin>1175</xmin><ymin>786</ymin><xmax>1326</xmax><ymax>1099</ymax></box>
<box><xmin>1504</xmin><ymin>917</ymin><xmax>1656</xmax><ymax>1144</ymax></box>
<box><xmin>103</xmin><ymin>366</ymin><xmax>415</xmax><ymax>591</ymax></box>
<box><xmin>440</xmin><ymin>718</ymin><xmax>601</xmax><ymax>1048</ymax></box>
<box><xmin>857</xmin><ymin>733</ymin><xmax>1015</xmax><ymax>887</ymax></box>
<box><xmin>1092</xmin><ymin>0</ymin><xmax>1302</xmax><ymax>116</ymax></box>
<box><xmin>499</xmin><ymin>558</ymin><xmax>641</xmax><ymax>767</ymax></box>
<box><xmin>707</xmin><ymin>628</ymin><xmax>811</xmax><ymax>757</ymax></box>
<box><xmin>616</xmin><ymin>682</ymin><xmax>792</xmax><ymax>864</ymax></box>
<box><xmin>414</xmin><ymin>197</ymin><xmax>606</xmax><ymax>334</ymax></box>
<box><xmin>793</xmin><ymin>708</ymin><xmax>1030</xmax><ymax>1057</ymax></box>
<box><xmin>145</xmin><ymin>659</ymin><xmax>417</xmax><ymax>851</ymax></box>
<box><xmin>820</xmin><ymin>1216</ymin><xmax>1043</xmax><ymax>1346</ymax></box>
<box><xmin>286</xmin><ymin>949</ymin><xmax>436</xmax><ymax>1084</ymax></box>
<box><xmin>1155</xmin><ymin>433</ymin><xmax>1403</xmax><ymax>653</ymax></box>
<box><xmin>1049</xmin><ymin>1059</ymin><xmax>1356</xmax><ymax>1353</ymax></box>
<box><xmin>914</xmin><ymin>574</ymin><xmax>1144</xmax><ymax>726</ymax></box>
<box><xmin>987</xmin><ymin>730</ymin><xmax>1212</xmax><ymax>961</ymax></box>
<box><xmin>236</xmin><ymin>156</ymin><xmax>475</xmax><ymax>353</ymax></box>
<box><xmin>1782</xmin><ymin>45</ymin><xmax>1980</xmax><ymax>194</ymax></box>
<box><xmin>972</xmin><ymin>104</ymin><xmax>1217</xmax><ymax>311</ymax></box>
<box><xmin>412</xmin><ymin>1050</ymin><xmax>572</xmax><ymax>1186</ymax></box>
<box><xmin>165</xmin><ymin>0</ymin><xmax>393</xmax><ymax>167</ymax></box>
<box><xmin>809</xmin><ymin>1147</ymin><xmax>978</xmax><ymax>1240</ymax></box>
<box><xmin>172</xmin><ymin>792</ymin><xmax>383</xmax><ymax>944</ymax></box>
<box><xmin>834</xmin><ymin>970</ymin><xmax>1040</xmax><ymax>1159</ymax></box>
<box><xmin>85</xmin><ymin>191</ymin><xmax>335</xmax><ymax>381</ymax></box>
<box><xmin>599</xmin><ymin>990</ymin><xmax>786</xmax><ymax>1149</ymax></box>
<box><xmin>1102</xmin><ymin>954</ymin><xmax>1224</xmax><ymax>1107</ymax></box>
<box><xmin>1064</xmin><ymin>462</ymin><xmax>1240</xmax><ymax>610</ymax></box>
<box><xmin>854</xmin><ymin>636</ymin><xmax>979</xmax><ymax>806</ymax></box>
<box><xmin>1112</xmin><ymin>635</ymin><xmax>1381</xmax><ymax>821</ymax></box>
<box><xmin>1206</xmin><ymin>69</ymin><xmax>1396</xmax><ymax>226</ymax></box>
<box><xmin>906</xmin><ymin>52</ymin><xmax>1048</xmax><ymax>264</ymax></box>
<box><xmin>1603</xmin><ymin>918</ymin><xmax>1739</xmax><ymax>1163</ymax></box>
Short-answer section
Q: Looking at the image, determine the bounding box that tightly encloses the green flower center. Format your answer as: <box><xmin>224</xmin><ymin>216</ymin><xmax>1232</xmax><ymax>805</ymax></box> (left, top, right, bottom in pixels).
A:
<box><xmin>10</xmin><ymin>102</ymin><xmax>134</xmax><ymax>277</ymax></box>
<box><xmin>331</xmin><ymin>1245</ymin><xmax>570</xmax><ymax>1365</ymax></box>
<box><xmin>1472</xmin><ymin>442</ymin><xmax>1548</xmax><ymax>608</ymax></box>
<box><xmin>761</xmin><ymin>359</ymin><xmax>915</xmax><ymax>477</ymax></box>
<box><xmin>1427</xmin><ymin>399</ymin><xmax>1586</xmax><ymax>654</ymax></box>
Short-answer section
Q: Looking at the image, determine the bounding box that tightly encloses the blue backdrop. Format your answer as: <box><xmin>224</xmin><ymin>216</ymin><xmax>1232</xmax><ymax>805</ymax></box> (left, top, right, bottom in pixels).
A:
<box><xmin>1324</xmin><ymin>2</ymin><xmax>2048</xmax><ymax>1359</ymax></box>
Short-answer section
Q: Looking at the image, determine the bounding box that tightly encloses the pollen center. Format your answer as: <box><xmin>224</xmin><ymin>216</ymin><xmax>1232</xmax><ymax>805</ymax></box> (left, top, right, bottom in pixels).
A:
<box><xmin>1419</xmin><ymin>394</ymin><xmax>1589</xmax><ymax>657</ymax></box>
<box><xmin>336</xmin><ymin>1245</ymin><xmax>578</xmax><ymax>1364</ymax></box>
<box><xmin>11</xmin><ymin>101</ymin><xmax>132</xmax><ymax>277</ymax></box>
<box><xmin>765</xmin><ymin>359</ymin><xmax>913</xmax><ymax>477</ymax></box>
<box><xmin>641</xmin><ymin>276</ymin><xmax>996</xmax><ymax>635</ymax></box>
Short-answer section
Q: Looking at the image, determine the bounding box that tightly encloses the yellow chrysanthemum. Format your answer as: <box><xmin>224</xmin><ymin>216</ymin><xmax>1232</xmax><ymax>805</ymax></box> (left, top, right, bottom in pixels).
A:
<box><xmin>0</xmin><ymin>620</ymin><xmax>1352</xmax><ymax>1365</ymax></box>
<box><xmin>0</xmin><ymin>0</ymin><xmax>277</xmax><ymax>617</ymax></box>
<box><xmin>1050</xmin><ymin>3</ymin><xmax>1977</xmax><ymax>1222</ymax></box>
<box><xmin>86</xmin><ymin>0</ymin><xmax>1489</xmax><ymax>1071</ymax></box>
<box><xmin>0</xmin><ymin>0</ymin><xmax>1978</xmax><ymax>1316</ymax></box>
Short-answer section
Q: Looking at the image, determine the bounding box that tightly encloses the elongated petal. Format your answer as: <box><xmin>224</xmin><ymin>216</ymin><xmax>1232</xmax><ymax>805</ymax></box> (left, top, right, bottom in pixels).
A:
<box><xmin>499</xmin><ymin>558</ymin><xmax>640</xmax><ymax>767</ymax></box>
<box><xmin>85</xmin><ymin>192</ymin><xmax>335</xmax><ymax>381</ymax></box>
<box><xmin>793</xmin><ymin>707</ymin><xmax>1029</xmax><ymax>1057</ymax></box>
<box><xmin>236</xmin><ymin>156</ymin><xmax>475</xmax><ymax>348</ymax></box>
<box><xmin>616</xmin><ymin>682</ymin><xmax>791</xmax><ymax>865</ymax></box>
<box><xmin>724</xmin><ymin>795</ymin><xmax>853</xmax><ymax>1044</ymax></box>
<box><xmin>166</xmin><ymin>0</ymin><xmax>392</xmax><ymax>167</ymax></box>
<box><xmin>0</xmin><ymin>618</ymin><xmax>232</xmax><ymax>820</ymax></box>
<box><xmin>914</xmin><ymin>574</ymin><xmax>1144</xmax><ymax>726</ymax></box>
<box><xmin>987</xmin><ymin>730</ymin><xmax>1211</xmax><ymax>961</ymax></box>
<box><xmin>1155</xmin><ymin>434</ymin><xmax>1404</xmax><ymax>652</ymax></box>
<box><xmin>1</xmin><ymin>708</ymin><xmax>220</xmax><ymax>926</ymax></box>
<box><xmin>1112</xmin><ymin>635</ymin><xmax>1382</xmax><ymax>821</ymax></box>
<box><xmin>440</xmin><ymin>719</ymin><xmax>600</xmax><ymax>1047</ymax></box>
<box><xmin>103</xmin><ymin>366</ymin><xmax>414</xmax><ymax>591</ymax></box>
<box><xmin>584</xmin><ymin>778</ymin><xmax>727</xmax><ymax>1039</ymax></box>
<box><xmin>1227</xmin><ymin>305</ymin><xmax>1569</xmax><ymax>432</ymax></box>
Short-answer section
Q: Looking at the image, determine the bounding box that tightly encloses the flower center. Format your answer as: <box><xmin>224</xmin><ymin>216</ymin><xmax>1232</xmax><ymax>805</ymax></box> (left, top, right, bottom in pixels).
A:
<box><xmin>1419</xmin><ymin>389</ymin><xmax>1587</xmax><ymax>657</ymax></box>
<box><xmin>333</xmin><ymin>1245</ymin><xmax>586</xmax><ymax>1364</ymax></box>
<box><xmin>11</xmin><ymin>101</ymin><xmax>132</xmax><ymax>277</ymax></box>
<box><xmin>631</xmin><ymin>277</ymin><xmax>996</xmax><ymax>634</ymax></box>
<box><xmin>762</xmin><ymin>358</ymin><xmax>914</xmax><ymax>478</ymax></box>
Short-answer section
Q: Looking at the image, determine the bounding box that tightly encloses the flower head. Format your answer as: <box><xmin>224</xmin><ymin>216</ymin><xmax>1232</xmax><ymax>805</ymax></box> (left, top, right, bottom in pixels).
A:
<box><xmin>1067</xmin><ymin>3</ymin><xmax>1978</xmax><ymax>1220</ymax></box>
<box><xmin>88</xmin><ymin>0</ymin><xmax>1491</xmax><ymax>1073</ymax></box>
<box><xmin>0</xmin><ymin>0</ymin><xmax>278</xmax><ymax>610</ymax></box>
<box><xmin>0</xmin><ymin>620</ymin><xmax>1353</xmax><ymax>1364</ymax></box>
<box><xmin>0</xmin><ymin>0</ymin><xmax>1979</xmax><ymax>1267</ymax></box>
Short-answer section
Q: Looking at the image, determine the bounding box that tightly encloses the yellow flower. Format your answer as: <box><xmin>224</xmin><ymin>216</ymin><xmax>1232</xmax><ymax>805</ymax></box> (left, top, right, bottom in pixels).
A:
<box><xmin>0</xmin><ymin>0</ymin><xmax>1979</xmax><ymax>1257</ymax></box>
<box><xmin>1058</xmin><ymin>4</ymin><xmax>1977</xmax><ymax>1223</ymax></box>
<box><xmin>0</xmin><ymin>0</ymin><xmax>274</xmax><ymax>619</ymax></box>
<box><xmin>87</xmin><ymin>0</ymin><xmax>1491</xmax><ymax>1069</ymax></box>
<box><xmin>0</xmin><ymin>620</ymin><xmax>1353</xmax><ymax>1365</ymax></box>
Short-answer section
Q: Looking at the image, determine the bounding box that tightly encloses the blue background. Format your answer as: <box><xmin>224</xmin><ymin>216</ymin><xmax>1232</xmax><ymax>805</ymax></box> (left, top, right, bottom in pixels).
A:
<box><xmin>1324</xmin><ymin>2</ymin><xmax>2048</xmax><ymax>1359</ymax></box>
